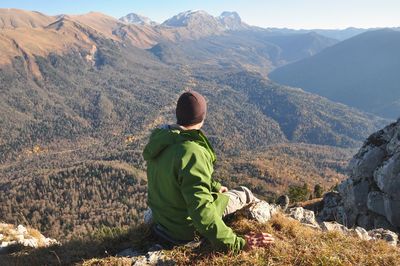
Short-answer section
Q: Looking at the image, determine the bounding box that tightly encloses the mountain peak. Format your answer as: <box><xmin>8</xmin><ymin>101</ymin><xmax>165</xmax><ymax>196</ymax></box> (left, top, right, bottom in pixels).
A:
<box><xmin>119</xmin><ymin>12</ymin><xmax>158</xmax><ymax>26</ymax></box>
<box><xmin>218</xmin><ymin>11</ymin><xmax>246</xmax><ymax>30</ymax></box>
<box><xmin>162</xmin><ymin>10</ymin><xmax>249</xmax><ymax>32</ymax></box>
<box><xmin>0</xmin><ymin>8</ymin><xmax>55</xmax><ymax>28</ymax></box>
<box><xmin>219</xmin><ymin>11</ymin><xmax>241</xmax><ymax>20</ymax></box>
<box><xmin>162</xmin><ymin>10</ymin><xmax>216</xmax><ymax>27</ymax></box>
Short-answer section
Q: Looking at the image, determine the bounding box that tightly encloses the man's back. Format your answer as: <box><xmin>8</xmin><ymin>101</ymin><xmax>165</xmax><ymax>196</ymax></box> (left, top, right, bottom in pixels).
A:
<box><xmin>143</xmin><ymin>125</ymin><xmax>245</xmax><ymax>251</ymax></box>
<box><xmin>142</xmin><ymin>90</ymin><xmax>275</xmax><ymax>252</ymax></box>
<box><xmin>145</xmin><ymin>127</ymin><xmax>203</xmax><ymax>240</ymax></box>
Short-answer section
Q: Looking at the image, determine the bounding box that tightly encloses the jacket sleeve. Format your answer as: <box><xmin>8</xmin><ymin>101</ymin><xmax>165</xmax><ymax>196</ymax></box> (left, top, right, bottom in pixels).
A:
<box><xmin>211</xmin><ymin>179</ymin><xmax>222</xmax><ymax>192</ymax></box>
<box><xmin>178</xmin><ymin>148</ymin><xmax>245</xmax><ymax>252</ymax></box>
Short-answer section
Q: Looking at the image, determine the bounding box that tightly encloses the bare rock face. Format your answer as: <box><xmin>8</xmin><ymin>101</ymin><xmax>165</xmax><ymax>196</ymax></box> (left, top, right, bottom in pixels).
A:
<box><xmin>245</xmin><ymin>201</ymin><xmax>279</xmax><ymax>223</ymax></box>
<box><xmin>0</xmin><ymin>224</ymin><xmax>59</xmax><ymax>254</ymax></box>
<box><xmin>354</xmin><ymin>227</ymin><xmax>372</xmax><ymax>241</ymax></box>
<box><xmin>320</xmin><ymin>221</ymin><xmax>351</xmax><ymax>234</ymax></box>
<box><xmin>319</xmin><ymin>119</ymin><xmax>400</xmax><ymax>234</ymax></box>
<box><xmin>289</xmin><ymin>207</ymin><xmax>320</xmax><ymax>229</ymax></box>
<box><xmin>319</xmin><ymin>221</ymin><xmax>398</xmax><ymax>245</ymax></box>
<box><xmin>117</xmin><ymin>247</ymin><xmax>174</xmax><ymax>266</ymax></box>
<box><xmin>318</xmin><ymin>191</ymin><xmax>346</xmax><ymax>222</ymax></box>
<box><xmin>368</xmin><ymin>228</ymin><xmax>399</xmax><ymax>246</ymax></box>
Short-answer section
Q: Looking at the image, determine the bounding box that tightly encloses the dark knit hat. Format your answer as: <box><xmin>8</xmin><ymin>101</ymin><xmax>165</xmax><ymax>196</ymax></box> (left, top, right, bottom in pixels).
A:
<box><xmin>176</xmin><ymin>91</ymin><xmax>207</xmax><ymax>126</ymax></box>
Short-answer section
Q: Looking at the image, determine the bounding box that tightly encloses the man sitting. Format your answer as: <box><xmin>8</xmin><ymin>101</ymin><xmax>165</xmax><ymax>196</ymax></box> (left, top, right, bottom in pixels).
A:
<box><xmin>143</xmin><ymin>90</ymin><xmax>274</xmax><ymax>252</ymax></box>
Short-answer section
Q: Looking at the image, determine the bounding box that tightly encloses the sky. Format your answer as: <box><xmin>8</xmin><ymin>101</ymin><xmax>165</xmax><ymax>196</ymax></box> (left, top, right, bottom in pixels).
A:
<box><xmin>0</xmin><ymin>0</ymin><xmax>399</xmax><ymax>29</ymax></box>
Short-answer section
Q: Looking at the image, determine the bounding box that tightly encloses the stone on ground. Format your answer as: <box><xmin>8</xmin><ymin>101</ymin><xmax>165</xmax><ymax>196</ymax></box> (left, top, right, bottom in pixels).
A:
<box><xmin>245</xmin><ymin>201</ymin><xmax>279</xmax><ymax>223</ymax></box>
<box><xmin>288</xmin><ymin>207</ymin><xmax>320</xmax><ymax>229</ymax></box>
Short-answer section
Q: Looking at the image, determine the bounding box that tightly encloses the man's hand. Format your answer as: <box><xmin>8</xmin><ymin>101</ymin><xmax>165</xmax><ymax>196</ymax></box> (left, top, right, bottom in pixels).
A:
<box><xmin>219</xmin><ymin>186</ymin><xmax>228</xmax><ymax>193</ymax></box>
<box><xmin>244</xmin><ymin>232</ymin><xmax>274</xmax><ymax>250</ymax></box>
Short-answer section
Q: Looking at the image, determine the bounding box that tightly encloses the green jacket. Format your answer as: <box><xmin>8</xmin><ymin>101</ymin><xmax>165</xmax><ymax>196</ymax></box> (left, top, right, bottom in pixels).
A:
<box><xmin>143</xmin><ymin>125</ymin><xmax>245</xmax><ymax>252</ymax></box>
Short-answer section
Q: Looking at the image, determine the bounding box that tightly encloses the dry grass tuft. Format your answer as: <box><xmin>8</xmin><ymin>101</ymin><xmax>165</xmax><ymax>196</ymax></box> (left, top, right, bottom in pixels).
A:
<box><xmin>168</xmin><ymin>213</ymin><xmax>400</xmax><ymax>266</ymax></box>
<box><xmin>1</xmin><ymin>214</ymin><xmax>399</xmax><ymax>265</ymax></box>
<box><xmin>81</xmin><ymin>257</ymin><xmax>132</xmax><ymax>266</ymax></box>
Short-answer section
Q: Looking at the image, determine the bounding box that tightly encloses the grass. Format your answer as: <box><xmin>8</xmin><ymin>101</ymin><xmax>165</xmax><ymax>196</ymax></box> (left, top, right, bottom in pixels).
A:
<box><xmin>168</xmin><ymin>212</ymin><xmax>400</xmax><ymax>266</ymax></box>
<box><xmin>1</xmin><ymin>212</ymin><xmax>399</xmax><ymax>266</ymax></box>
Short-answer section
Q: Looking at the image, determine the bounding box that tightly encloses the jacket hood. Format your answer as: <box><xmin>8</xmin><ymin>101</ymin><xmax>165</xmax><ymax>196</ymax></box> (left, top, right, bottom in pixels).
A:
<box><xmin>142</xmin><ymin>125</ymin><xmax>216</xmax><ymax>162</ymax></box>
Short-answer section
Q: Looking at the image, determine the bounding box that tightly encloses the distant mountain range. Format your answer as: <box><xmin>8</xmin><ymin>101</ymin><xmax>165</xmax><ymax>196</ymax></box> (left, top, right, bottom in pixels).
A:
<box><xmin>0</xmin><ymin>8</ymin><xmax>392</xmax><ymax>240</ymax></box>
<box><xmin>269</xmin><ymin>29</ymin><xmax>400</xmax><ymax>119</ymax></box>
<box><xmin>0</xmin><ymin>8</ymin><xmax>338</xmax><ymax>77</ymax></box>
<box><xmin>0</xmin><ymin>8</ymin><xmax>390</xmax><ymax>158</ymax></box>
<box><xmin>265</xmin><ymin>28</ymin><xmax>369</xmax><ymax>41</ymax></box>
<box><xmin>117</xmin><ymin>11</ymin><xmax>400</xmax><ymax>41</ymax></box>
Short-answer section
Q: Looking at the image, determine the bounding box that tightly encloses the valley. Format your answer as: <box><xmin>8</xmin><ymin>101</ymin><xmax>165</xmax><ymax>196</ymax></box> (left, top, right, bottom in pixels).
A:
<box><xmin>0</xmin><ymin>8</ymin><xmax>393</xmax><ymax>241</ymax></box>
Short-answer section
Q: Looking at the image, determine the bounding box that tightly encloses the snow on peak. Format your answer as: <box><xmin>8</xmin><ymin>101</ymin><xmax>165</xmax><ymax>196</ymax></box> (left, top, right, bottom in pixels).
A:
<box><xmin>119</xmin><ymin>13</ymin><xmax>158</xmax><ymax>26</ymax></box>
<box><xmin>162</xmin><ymin>10</ymin><xmax>215</xmax><ymax>27</ymax></box>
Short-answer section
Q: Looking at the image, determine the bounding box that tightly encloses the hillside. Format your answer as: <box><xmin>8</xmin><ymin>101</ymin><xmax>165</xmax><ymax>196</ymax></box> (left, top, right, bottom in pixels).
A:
<box><xmin>149</xmin><ymin>31</ymin><xmax>337</xmax><ymax>75</ymax></box>
<box><xmin>0</xmin><ymin>8</ymin><xmax>54</xmax><ymax>28</ymax></box>
<box><xmin>269</xmin><ymin>29</ymin><xmax>400</xmax><ymax>119</ymax></box>
<box><xmin>0</xmin><ymin>142</ymin><xmax>354</xmax><ymax>239</ymax></box>
<box><xmin>3</xmin><ymin>120</ymin><xmax>400</xmax><ymax>265</ymax></box>
<box><xmin>0</xmin><ymin>8</ymin><xmax>390</xmax><ymax>244</ymax></box>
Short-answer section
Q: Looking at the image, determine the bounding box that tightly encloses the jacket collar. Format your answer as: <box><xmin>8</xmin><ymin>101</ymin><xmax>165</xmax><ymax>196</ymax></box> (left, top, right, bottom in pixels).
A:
<box><xmin>169</xmin><ymin>124</ymin><xmax>216</xmax><ymax>163</ymax></box>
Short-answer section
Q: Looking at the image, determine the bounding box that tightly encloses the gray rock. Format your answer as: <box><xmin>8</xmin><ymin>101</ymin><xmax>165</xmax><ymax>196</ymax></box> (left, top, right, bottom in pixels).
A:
<box><xmin>245</xmin><ymin>201</ymin><xmax>279</xmax><ymax>223</ymax></box>
<box><xmin>337</xmin><ymin>179</ymin><xmax>358</xmax><ymax>227</ymax></box>
<box><xmin>320</xmin><ymin>221</ymin><xmax>351</xmax><ymax>234</ymax></box>
<box><xmin>354</xmin><ymin>227</ymin><xmax>371</xmax><ymax>241</ymax></box>
<box><xmin>383</xmin><ymin>197</ymin><xmax>400</xmax><ymax>227</ymax></box>
<box><xmin>330</xmin><ymin>122</ymin><xmax>400</xmax><ymax>234</ymax></box>
<box><xmin>319</xmin><ymin>192</ymin><xmax>343</xmax><ymax>222</ymax></box>
<box><xmin>374</xmin><ymin>215</ymin><xmax>396</xmax><ymax>231</ymax></box>
<box><xmin>374</xmin><ymin>153</ymin><xmax>400</xmax><ymax>200</ymax></box>
<box><xmin>289</xmin><ymin>207</ymin><xmax>320</xmax><ymax>229</ymax></box>
<box><xmin>387</xmin><ymin>130</ymin><xmax>400</xmax><ymax>155</ymax></box>
<box><xmin>349</xmin><ymin>146</ymin><xmax>386</xmax><ymax>182</ymax></box>
<box><xmin>352</xmin><ymin>180</ymin><xmax>370</xmax><ymax>213</ymax></box>
<box><xmin>368</xmin><ymin>228</ymin><xmax>399</xmax><ymax>246</ymax></box>
<box><xmin>0</xmin><ymin>223</ymin><xmax>59</xmax><ymax>254</ymax></box>
<box><xmin>117</xmin><ymin>248</ymin><xmax>143</xmax><ymax>257</ymax></box>
<box><xmin>324</xmin><ymin>120</ymin><xmax>400</xmax><ymax>237</ymax></box>
<box><xmin>117</xmin><ymin>246</ymin><xmax>175</xmax><ymax>266</ymax></box>
<box><xmin>356</xmin><ymin>213</ymin><xmax>375</xmax><ymax>230</ymax></box>
<box><xmin>320</xmin><ymin>222</ymin><xmax>371</xmax><ymax>241</ymax></box>
<box><xmin>322</xmin><ymin>191</ymin><xmax>341</xmax><ymax>208</ymax></box>
<box><xmin>367</xmin><ymin>191</ymin><xmax>386</xmax><ymax>217</ymax></box>
<box><xmin>146</xmin><ymin>251</ymin><xmax>167</xmax><ymax>265</ymax></box>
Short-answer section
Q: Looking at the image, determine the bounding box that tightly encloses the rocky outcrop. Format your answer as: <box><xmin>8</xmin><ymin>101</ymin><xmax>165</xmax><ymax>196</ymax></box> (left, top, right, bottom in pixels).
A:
<box><xmin>320</xmin><ymin>221</ymin><xmax>373</xmax><ymax>241</ymax></box>
<box><xmin>0</xmin><ymin>224</ymin><xmax>59</xmax><ymax>254</ymax></box>
<box><xmin>244</xmin><ymin>201</ymin><xmax>280</xmax><ymax>223</ymax></box>
<box><xmin>368</xmin><ymin>228</ymin><xmax>399</xmax><ymax>246</ymax></box>
<box><xmin>288</xmin><ymin>207</ymin><xmax>320</xmax><ymax>229</ymax></box>
<box><xmin>117</xmin><ymin>244</ymin><xmax>174</xmax><ymax>266</ymax></box>
<box><xmin>288</xmin><ymin>207</ymin><xmax>398</xmax><ymax>246</ymax></box>
<box><xmin>319</xmin><ymin>119</ymin><xmax>400</xmax><ymax>232</ymax></box>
